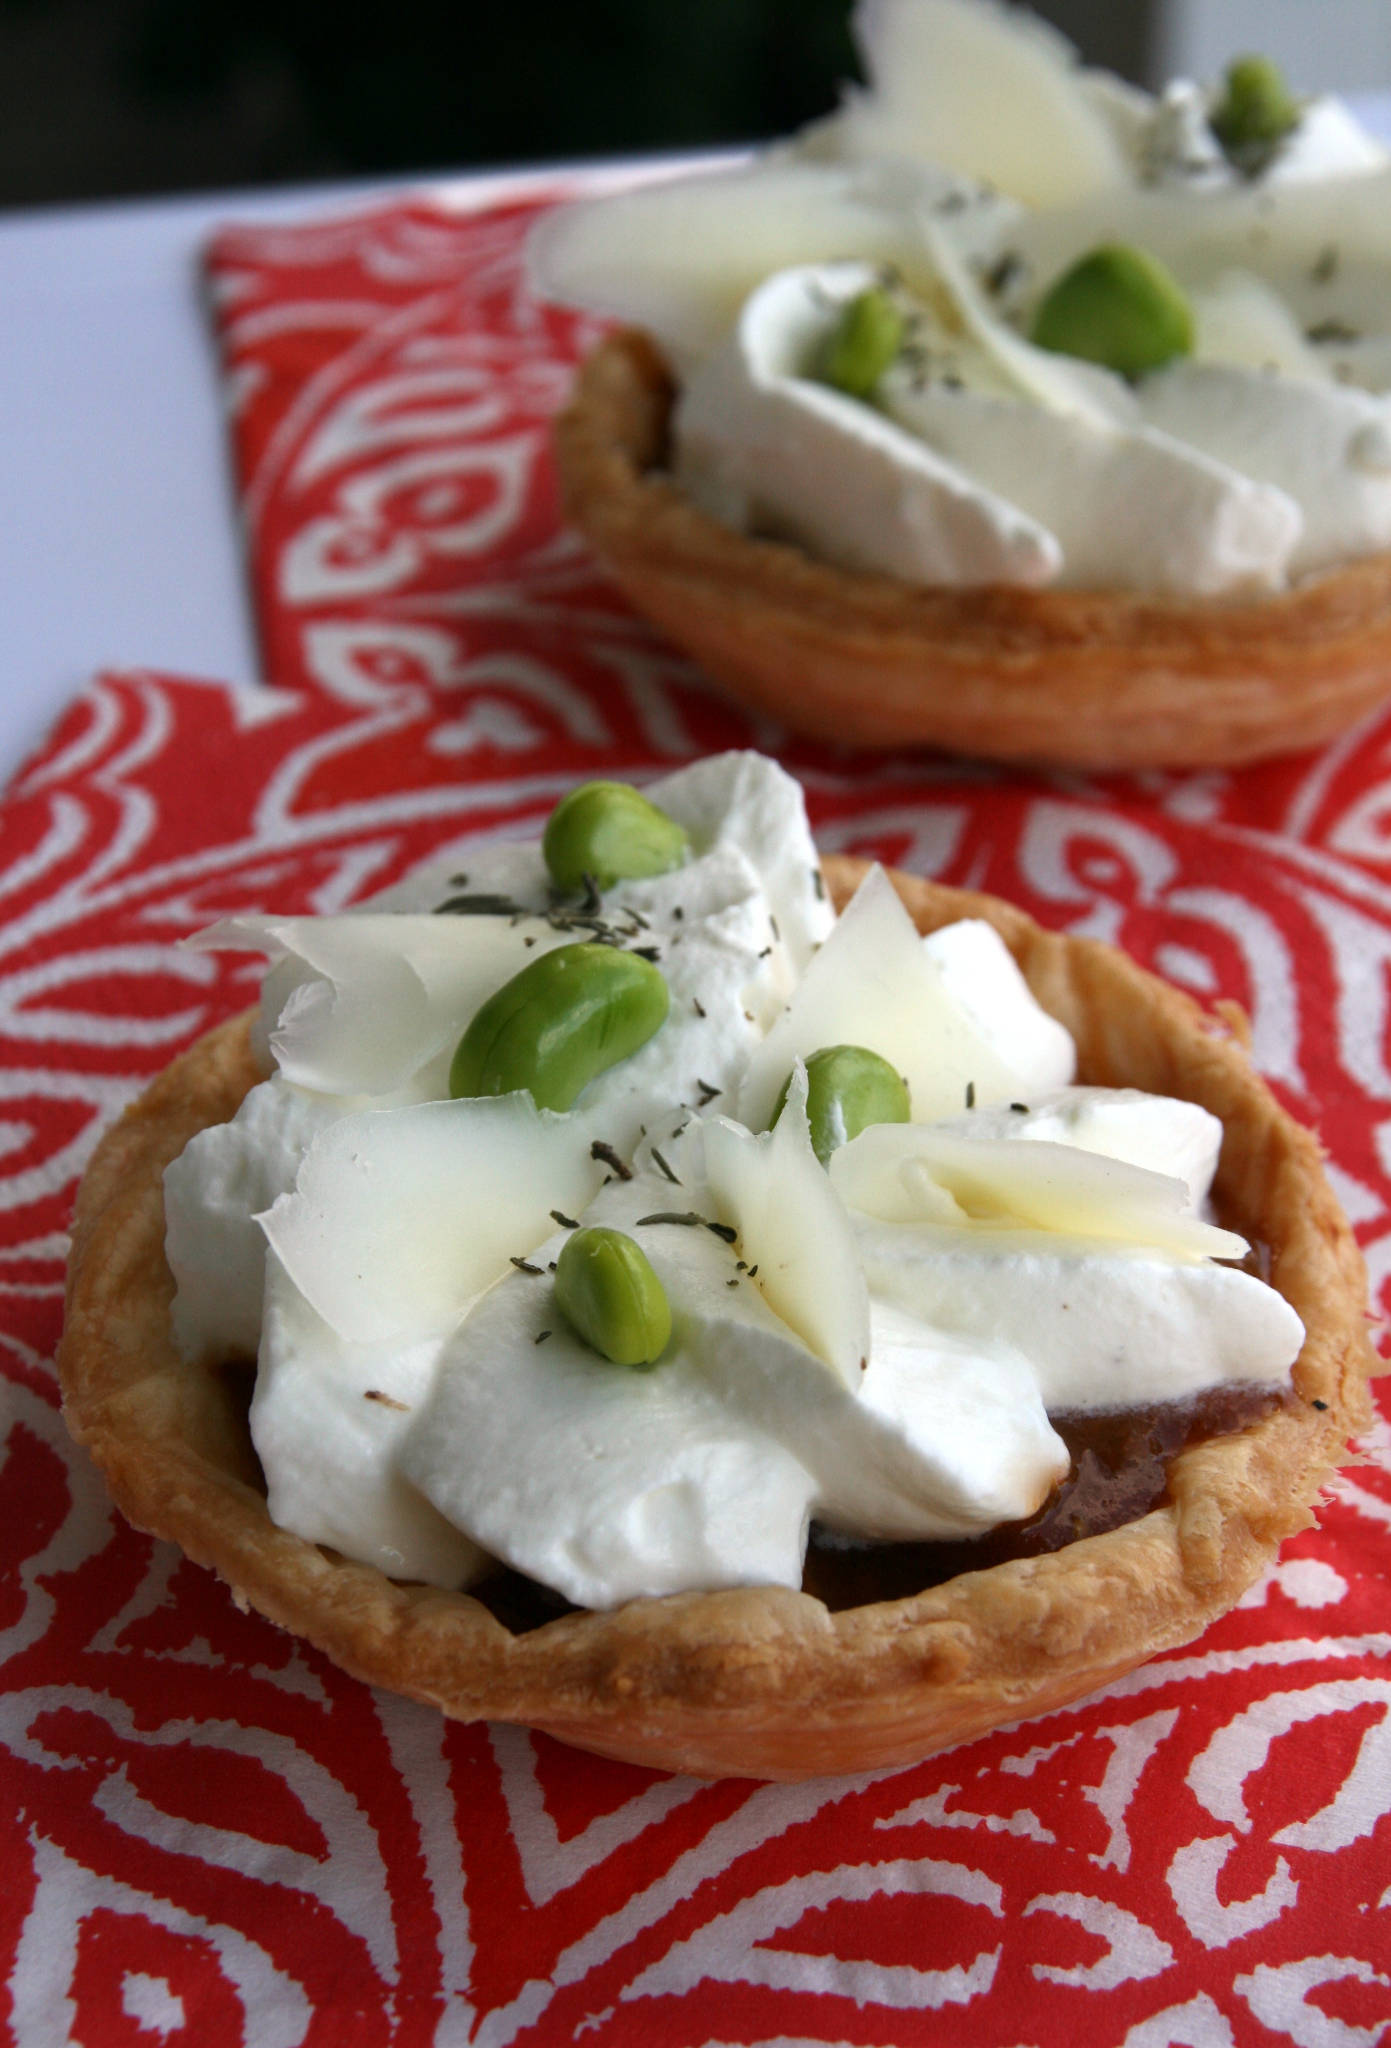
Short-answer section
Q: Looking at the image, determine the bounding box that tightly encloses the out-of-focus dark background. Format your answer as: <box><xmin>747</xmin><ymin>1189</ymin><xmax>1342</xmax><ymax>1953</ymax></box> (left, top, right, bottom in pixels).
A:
<box><xmin>0</xmin><ymin>0</ymin><xmax>1385</xmax><ymax>212</ymax></box>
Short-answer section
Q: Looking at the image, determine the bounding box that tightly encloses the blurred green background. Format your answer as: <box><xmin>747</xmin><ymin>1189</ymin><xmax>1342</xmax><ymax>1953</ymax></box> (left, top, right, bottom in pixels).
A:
<box><xmin>0</xmin><ymin>0</ymin><xmax>1150</xmax><ymax>210</ymax></box>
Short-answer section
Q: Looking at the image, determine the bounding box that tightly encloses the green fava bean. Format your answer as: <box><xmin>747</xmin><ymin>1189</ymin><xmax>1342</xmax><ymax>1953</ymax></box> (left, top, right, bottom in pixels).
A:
<box><xmin>554</xmin><ymin>1225</ymin><xmax>672</xmax><ymax>1367</ymax></box>
<box><xmin>449</xmin><ymin>942</ymin><xmax>669</xmax><ymax>1111</ymax></box>
<box><xmin>1211</xmin><ymin>56</ymin><xmax>1299</xmax><ymax>164</ymax></box>
<box><xmin>814</xmin><ymin>286</ymin><xmax>905</xmax><ymax>400</ymax></box>
<box><xmin>1029</xmin><ymin>244</ymin><xmax>1194</xmax><ymax>381</ymax></box>
<box><xmin>773</xmin><ymin>1043</ymin><xmax>911</xmax><ymax>1166</ymax></box>
<box><xmin>543</xmin><ymin>780</ymin><xmax>689</xmax><ymax>894</ymax></box>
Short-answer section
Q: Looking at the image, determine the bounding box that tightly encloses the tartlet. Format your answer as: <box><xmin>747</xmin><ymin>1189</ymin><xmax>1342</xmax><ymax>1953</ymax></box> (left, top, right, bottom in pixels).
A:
<box><xmin>556</xmin><ymin>330</ymin><xmax>1391</xmax><ymax>772</ymax></box>
<box><xmin>58</xmin><ymin>861</ymin><xmax>1376</xmax><ymax>1779</ymax></box>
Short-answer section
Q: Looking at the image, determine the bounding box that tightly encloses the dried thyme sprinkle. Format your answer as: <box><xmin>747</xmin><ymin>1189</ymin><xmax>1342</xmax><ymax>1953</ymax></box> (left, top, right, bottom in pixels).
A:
<box><xmin>534</xmin><ymin>1329</ymin><xmax>553</xmax><ymax>1345</ymax></box>
<box><xmin>590</xmin><ymin>1139</ymin><xmax>633</xmax><ymax>1181</ymax></box>
<box><xmin>1311</xmin><ymin>243</ymin><xmax>1339</xmax><ymax>284</ymax></box>
<box><xmin>769</xmin><ymin>914</ymin><xmax>780</xmax><ymax>942</ymax></box>
<box><xmin>550</xmin><ymin>1209</ymin><xmax>579</xmax><ymax>1230</ymax></box>
<box><xmin>364</xmin><ymin>1389</ymin><xmax>410</xmax><ymax>1411</ymax></box>
<box><xmin>1010</xmin><ymin>1102</ymin><xmax>1029</xmax><ymax>1114</ymax></box>
<box><xmin>650</xmin><ymin>1146</ymin><xmax>681</xmax><ymax>1185</ymax></box>
<box><xmin>966</xmin><ymin>1080</ymin><xmax>976</xmax><ymax>1109</ymax></box>
<box><xmin>747</xmin><ymin>1263</ymin><xmax>759</xmax><ymax>1278</ymax></box>
<box><xmin>633</xmin><ymin>945</ymin><xmax>662</xmax><ymax>963</ymax></box>
<box><xmin>757</xmin><ymin>946</ymin><xmax>772</xmax><ymax>960</ymax></box>
<box><xmin>812</xmin><ymin>867</ymin><xmax>826</xmax><ymax>900</ymax></box>
<box><xmin>1312</xmin><ymin>1398</ymin><xmax>1329</xmax><ymax>1410</ymax></box>
<box><xmin>726</xmin><ymin>1277</ymin><xmax>740</xmax><ymax>1288</ymax></box>
<box><xmin>435</xmin><ymin>890</ymin><xmax>527</xmax><ymax>916</ymax></box>
<box><xmin>984</xmin><ymin>249</ymin><xmax>1025</xmax><ymax>297</ymax></box>
<box><xmin>692</xmin><ymin>996</ymin><xmax>706</xmax><ymax>1018</ymax></box>
<box><xmin>546</xmin><ymin>906</ymin><xmax>618</xmax><ymax>939</ymax></box>
<box><xmin>634</xmin><ymin>1210</ymin><xmax>737</xmax><ymax>1244</ymax></box>
<box><xmin>510</xmin><ymin>1256</ymin><xmax>544</xmax><ymax>1276</ymax></box>
<box><xmin>1306</xmin><ymin>317</ymin><xmax>1361</xmax><ymax>345</ymax></box>
<box><xmin>695</xmin><ymin>1079</ymin><xmax>722</xmax><ymax>1106</ymax></box>
<box><xmin>433</xmin><ymin>888</ymin><xmax>674</xmax><ymax>959</ymax></box>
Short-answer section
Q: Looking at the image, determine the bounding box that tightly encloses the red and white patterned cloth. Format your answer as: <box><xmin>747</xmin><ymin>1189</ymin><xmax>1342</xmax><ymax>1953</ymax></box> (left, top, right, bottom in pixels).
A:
<box><xmin>3</xmin><ymin>190</ymin><xmax>1390</xmax><ymax>2046</ymax></box>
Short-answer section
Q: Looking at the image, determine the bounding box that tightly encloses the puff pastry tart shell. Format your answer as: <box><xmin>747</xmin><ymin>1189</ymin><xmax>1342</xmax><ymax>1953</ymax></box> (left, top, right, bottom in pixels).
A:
<box><xmin>555</xmin><ymin>330</ymin><xmax>1391</xmax><ymax>771</ymax></box>
<box><xmin>58</xmin><ymin>862</ymin><xmax>1377</xmax><ymax>1780</ymax></box>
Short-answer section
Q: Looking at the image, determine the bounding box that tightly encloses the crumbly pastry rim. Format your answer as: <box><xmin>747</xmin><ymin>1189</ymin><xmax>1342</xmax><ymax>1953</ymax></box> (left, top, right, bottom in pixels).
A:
<box><xmin>58</xmin><ymin>861</ymin><xmax>1377</xmax><ymax>1780</ymax></box>
<box><xmin>555</xmin><ymin>330</ymin><xmax>1391</xmax><ymax>771</ymax></box>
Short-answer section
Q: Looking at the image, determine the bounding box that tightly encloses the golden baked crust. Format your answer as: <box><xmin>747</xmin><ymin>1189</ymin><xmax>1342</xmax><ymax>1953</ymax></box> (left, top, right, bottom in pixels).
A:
<box><xmin>58</xmin><ymin>861</ymin><xmax>1378</xmax><ymax>1779</ymax></box>
<box><xmin>556</xmin><ymin>331</ymin><xmax>1391</xmax><ymax>770</ymax></box>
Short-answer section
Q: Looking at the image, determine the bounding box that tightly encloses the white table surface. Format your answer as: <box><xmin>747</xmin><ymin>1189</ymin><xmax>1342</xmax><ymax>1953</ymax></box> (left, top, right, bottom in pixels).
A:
<box><xmin>0</xmin><ymin>177</ymin><xmax>373</xmax><ymax>774</ymax></box>
<box><xmin>1</xmin><ymin>114</ymin><xmax>1388</xmax><ymax>782</ymax></box>
<box><xmin>0</xmin><ymin>156</ymin><xmax>718</xmax><ymax>778</ymax></box>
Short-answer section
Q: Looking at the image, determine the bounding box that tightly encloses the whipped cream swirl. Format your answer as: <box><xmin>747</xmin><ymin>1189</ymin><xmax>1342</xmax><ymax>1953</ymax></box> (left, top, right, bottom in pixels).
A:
<box><xmin>164</xmin><ymin>755</ymin><xmax>1303</xmax><ymax>1609</ymax></box>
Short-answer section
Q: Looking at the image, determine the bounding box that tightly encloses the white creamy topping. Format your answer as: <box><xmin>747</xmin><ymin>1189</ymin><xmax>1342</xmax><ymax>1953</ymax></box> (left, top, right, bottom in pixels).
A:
<box><xmin>530</xmin><ymin>0</ymin><xmax>1391</xmax><ymax>595</ymax></box>
<box><xmin>399</xmin><ymin>1159</ymin><xmax>1066</xmax><ymax>1607</ymax></box>
<box><xmin>675</xmin><ymin>255</ymin><xmax>1313</xmax><ymax>597</ymax></box>
<box><xmin>879</xmin><ymin>367</ymin><xmax>1299</xmax><ymax>597</ymax></box>
<box><xmin>1136</xmin><ymin>363</ymin><xmax>1391</xmax><ymax>579</ymax></box>
<box><xmin>339</xmin><ymin>752</ymin><xmax>834</xmax><ymax>966</ymax></box>
<box><xmin>163</xmin><ymin>752</ymin><xmax>1304</xmax><ymax>1606</ymax></box>
<box><xmin>675</xmin><ymin>260</ymin><xmax>1064</xmax><ymax>589</ymax></box>
<box><xmin>856</xmin><ymin>1218</ymin><xmax>1303</xmax><ymax>1413</ymax></box>
<box><xmin>253</xmin><ymin>1249</ymin><xmax>488</xmax><ymax>1589</ymax></box>
<box><xmin>163</xmin><ymin>1076</ymin><xmax>343</xmax><ymax>1364</ymax></box>
<box><xmin>645</xmin><ymin>750</ymin><xmax>835</xmax><ymax>971</ymax></box>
